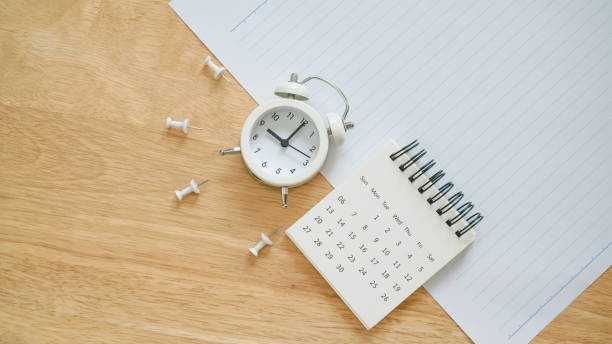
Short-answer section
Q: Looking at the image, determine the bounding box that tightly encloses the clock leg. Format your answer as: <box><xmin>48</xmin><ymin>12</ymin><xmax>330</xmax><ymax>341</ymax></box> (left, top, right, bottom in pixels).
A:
<box><xmin>281</xmin><ymin>186</ymin><xmax>288</xmax><ymax>208</ymax></box>
<box><xmin>219</xmin><ymin>147</ymin><xmax>241</xmax><ymax>155</ymax></box>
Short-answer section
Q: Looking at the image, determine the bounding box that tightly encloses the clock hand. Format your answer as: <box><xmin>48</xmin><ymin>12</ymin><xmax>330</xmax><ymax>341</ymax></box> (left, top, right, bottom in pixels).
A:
<box><xmin>266</xmin><ymin>128</ymin><xmax>288</xmax><ymax>147</ymax></box>
<box><xmin>287</xmin><ymin>143</ymin><xmax>311</xmax><ymax>159</ymax></box>
<box><xmin>286</xmin><ymin>121</ymin><xmax>307</xmax><ymax>141</ymax></box>
<box><xmin>268</xmin><ymin>127</ymin><xmax>309</xmax><ymax>157</ymax></box>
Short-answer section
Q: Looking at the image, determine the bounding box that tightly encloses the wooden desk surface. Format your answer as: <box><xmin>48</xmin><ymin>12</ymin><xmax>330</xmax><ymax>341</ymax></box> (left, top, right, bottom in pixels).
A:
<box><xmin>1</xmin><ymin>1</ymin><xmax>610</xmax><ymax>343</ymax></box>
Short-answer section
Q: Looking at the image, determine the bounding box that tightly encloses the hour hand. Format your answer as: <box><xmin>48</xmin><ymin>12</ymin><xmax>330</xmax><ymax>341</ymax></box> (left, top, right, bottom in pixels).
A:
<box><xmin>267</xmin><ymin>128</ymin><xmax>283</xmax><ymax>142</ymax></box>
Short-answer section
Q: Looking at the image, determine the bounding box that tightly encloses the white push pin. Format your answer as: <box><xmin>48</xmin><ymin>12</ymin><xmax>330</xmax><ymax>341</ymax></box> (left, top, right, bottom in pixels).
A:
<box><xmin>203</xmin><ymin>55</ymin><xmax>231</xmax><ymax>82</ymax></box>
<box><xmin>175</xmin><ymin>179</ymin><xmax>208</xmax><ymax>200</ymax></box>
<box><xmin>166</xmin><ymin>117</ymin><xmax>203</xmax><ymax>134</ymax></box>
<box><xmin>249</xmin><ymin>227</ymin><xmax>279</xmax><ymax>257</ymax></box>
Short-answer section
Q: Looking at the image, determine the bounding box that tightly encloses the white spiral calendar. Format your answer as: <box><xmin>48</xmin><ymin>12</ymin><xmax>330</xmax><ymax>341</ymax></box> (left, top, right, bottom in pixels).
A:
<box><xmin>286</xmin><ymin>140</ymin><xmax>482</xmax><ymax>329</ymax></box>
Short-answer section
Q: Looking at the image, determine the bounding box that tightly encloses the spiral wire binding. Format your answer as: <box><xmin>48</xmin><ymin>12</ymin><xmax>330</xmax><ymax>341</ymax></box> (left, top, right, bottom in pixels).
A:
<box><xmin>436</xmin><ymin>192</ymin><xmax>464</xmax><ymax>215</ymax></box>
<box><xmin>389</xmin><ymin>139</ymin><xmax>418</xmax><ymax>161</ymax></box>
<box><xmin>418</xmin><ymin>170</ymin><xmax>445</xmax><ymax>193</ymax></box>
<box><xmin>446</xmin><ymin>202</ymin><xmax>474</xmax><ymax>226</ymax></box>
<box><xmin>390</xmin><ymin>140</ymin><xmax>483</xmax><ymax>237</ymax></box>
<box><xmin>409</xmin><ymin>159</ymin><xmax>435</xmax><ymax>182</ymax></box>
<box><xmin>428</xmin><ymin>182</ymin><xmax>453</xmax><ymax>204</ymax></box>
<box><xmin>399</xmin><ymin>149</ymin><xmax>427</xmax><ymax>171</ymax></box>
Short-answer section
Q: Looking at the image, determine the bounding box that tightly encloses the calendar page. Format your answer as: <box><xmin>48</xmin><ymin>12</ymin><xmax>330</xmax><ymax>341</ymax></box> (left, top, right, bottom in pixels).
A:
<box><xmin>286</xmin><ymin>140</ymin><xmax>476</xmax><ymax>329</ymax></box>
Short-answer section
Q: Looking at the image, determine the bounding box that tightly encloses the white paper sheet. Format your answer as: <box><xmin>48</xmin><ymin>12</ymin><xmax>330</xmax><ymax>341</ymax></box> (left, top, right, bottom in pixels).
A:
<box><xmin>170</xmin><ymin>1</ymin><xmax>612</xmax><ymax>342</ymax></box>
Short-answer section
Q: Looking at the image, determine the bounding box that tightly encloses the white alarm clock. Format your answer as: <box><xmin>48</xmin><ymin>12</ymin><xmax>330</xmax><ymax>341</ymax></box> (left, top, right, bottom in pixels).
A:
<box><xmin>220</xmin><ymin>73</ymin><xmax>353</xmax><ymax>208</ymax></box>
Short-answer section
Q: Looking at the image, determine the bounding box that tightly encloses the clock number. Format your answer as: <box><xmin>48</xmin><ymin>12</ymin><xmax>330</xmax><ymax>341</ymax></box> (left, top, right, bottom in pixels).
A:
<box><xmin>300</xmin><ymin>118</ymin><xmax>309</xmax><ymax>125</ymax></box>
<box><xmin>259</xmin><ymin>120</ymin><xmax>265</xmax><ymax>126</ymax></box>
<box><xmin>290</xmin><ymin>168</ymin><xmax>296</xmax><ymax>174</ymax></box>
<box><xmin>252</xmin><ymin>134</ymin><xmax>258</xmax><ymax>140</ymax></box>
<box><xmin>275</xmin><ymin>168</ymin><xmax>281</xmax><ymax>174</ymax></box>
<box><xmin>303</xmin><ymin>160</ymin><xmax>309</xmax><ymax>166</ymax></box>
<box><xmin>287</xmin><ymin>112</ymin><xmax>294</xmax><ymax>120</ymax></box>
<box><xmin>347</xmin><ymin>254</ymin><xmax>356</xmax><ymax>263</ymax></box>
<box><xmin>370</xmin><ymin>280</ymin><xmax>378</xmax><ymax>288</ymax></box>
<box><xmin>309</xmin><ymin>131</ymin><xmax>315</xmax><ymax>138</ymax></box>
<box><xmin>336</xmin><ymin>264</ymin><xmax>344</xmax><ymax>272</ymax></box>
<box><xmin>381</xmin><ymin>293</ymin><xmax>389</xmax><ymax>301</ymax></box>
<box><xmin>309</xmin><ymin>145</ymin><xmax>316</xmax><ymax>152</ymax></box>
<box><xmin>302</xmin><ymin>225</ymin><xmax>311</xmax><ymax>233</ymax></box>
<box><xmin>261</xmin><ymin>161</ymin><xmax>267</xmax><ymax>167</ymax></box>
<box><xmin>314</xmin><ymin>216</ymin><xmax>323</xmax><ymax>224</ymax></box>
<box><xmin>325</xmin><ymin>251</ymin><xmax>333</xmax><ymax>259</ymax></box>
<box><xmin>358</xmin><ymin>267</ymin><xmax>367</xmax><ymax>275</ymax></box>
<box><xmin>272</xmin><ymin>113</ymin><xmax>279</xmax><ymax>121</ymax></box>
<box><xmin>382</xmin><ymin>247</ymin><xmax>391</xmax><ymax>256</ymax></box>
<box><xmin>254</xmin><ymin>147</ymin><xmax>261</xmax><ymax>153</ymax></box>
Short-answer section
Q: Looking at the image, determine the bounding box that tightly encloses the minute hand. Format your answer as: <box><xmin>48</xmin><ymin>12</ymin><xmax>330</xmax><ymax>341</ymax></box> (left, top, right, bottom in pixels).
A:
<box><xmin>287</xmin><ymin>122</ymin><xmax>306</xmax><ymax>141</ymax></box>
<box><xmin>288</xmin><ymin>144</ymin><xmax>311</xmax><ymax>159</ymax></box>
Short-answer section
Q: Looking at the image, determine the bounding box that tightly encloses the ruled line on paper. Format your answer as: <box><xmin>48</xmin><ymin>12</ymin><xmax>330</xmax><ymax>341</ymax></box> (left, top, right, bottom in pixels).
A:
<box><xmin>471</xmin><ymin>141</ymin><xmax>612</xmax><ymax>300</ymax></box>
<box><xmin>452</xmin><ymin>84</ymin><xmax>612</xmax><ymax>285</ymax></box>
<box><xmin>420</xmin><ymin>4</ymin><xmax>605</xmax><ymax>165</ymax></box>
<box><xmin>490</xmin><ymin>184</ymin><xmax>612</xmax><ymax>320</ymax></box>
<box><xmin>349</xmin><ymin>0</ymin><xmax>591</xmax><ymax>173</ymax></box>
<box><xmin>229</xmin><ymin>0</ymin><xmax>269</xmax><ymax>32</ymax></box>
<box><xmin>241</xmin><ymin>1</ymin><xmax>304</xmax><ymax>45</ymax></box>
<box><xmin>498</xmin><ymin>207</ymin><xmax>612</xmax><ymax>325</ymax></box>
<box><xmin>508</xmin><ymin>241</ymin><xmax>611</xmax><ymax>339</ymax></box>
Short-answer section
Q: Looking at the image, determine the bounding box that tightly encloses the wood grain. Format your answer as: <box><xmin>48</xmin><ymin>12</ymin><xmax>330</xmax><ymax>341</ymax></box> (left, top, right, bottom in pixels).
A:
<box><xmin>0</xmin><ymin>1</ymin><xmax>610</xmax><ymax>343</ymax></box>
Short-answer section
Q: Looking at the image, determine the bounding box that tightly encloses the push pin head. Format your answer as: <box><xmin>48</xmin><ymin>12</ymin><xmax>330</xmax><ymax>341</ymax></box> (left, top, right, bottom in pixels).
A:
<box><xmin>249</xmin><ymin>227</ymin><xmax>279</xmax><ymax>256</ymax></box>
<box><xmin>166</xmin><ymin>117</ymin><xmax>203</xmax><ymax>134</ymax></box>
<box><xmin>203</xmin><ymin>55</ymin><xmax>231</xmax><ymax>82</ymax></box>
<box><xmin>175</xmin><ymin>179</ymin><xmax>208</xmax><ymax>200</ymax></box>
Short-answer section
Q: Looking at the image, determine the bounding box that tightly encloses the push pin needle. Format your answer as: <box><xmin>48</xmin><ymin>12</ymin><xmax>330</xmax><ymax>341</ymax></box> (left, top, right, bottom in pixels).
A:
<box><xmin>249</xmin><ymin>227</ymin><xmax>279</xmax><ymax>257</ymax></box>
<box><xmin>175</xmin><ymin>179</ymin><xmax>209</xmax><ymax>200</ymax></box>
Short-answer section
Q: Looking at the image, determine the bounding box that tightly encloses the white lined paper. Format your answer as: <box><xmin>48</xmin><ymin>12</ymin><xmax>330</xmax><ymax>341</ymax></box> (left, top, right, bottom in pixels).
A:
<box><xmin>170</xmin><ymin>1</ymin><xmax>612</xmax><ymax>342</ymax></box>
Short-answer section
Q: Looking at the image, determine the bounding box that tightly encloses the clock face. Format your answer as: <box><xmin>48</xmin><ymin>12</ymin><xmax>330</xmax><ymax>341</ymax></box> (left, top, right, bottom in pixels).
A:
<box><xmin>248</xmin><ymin>106</ymin><xmax>320</xmax><ymax>178</ymax></box>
